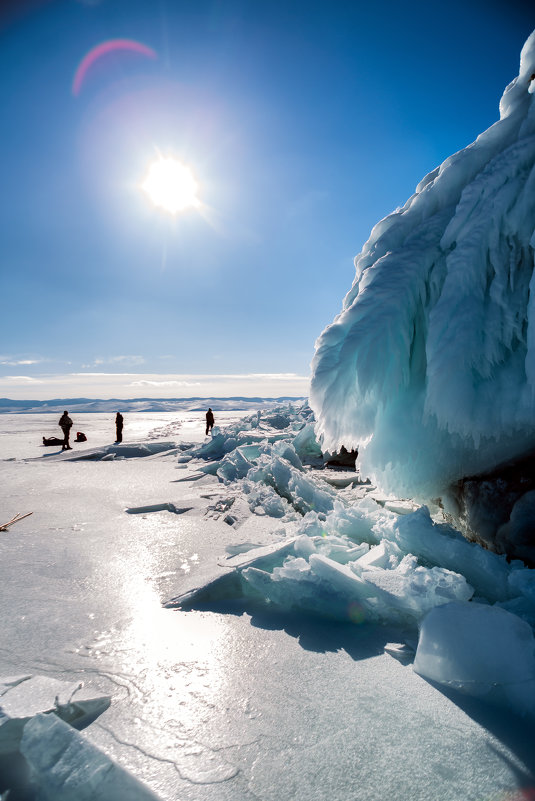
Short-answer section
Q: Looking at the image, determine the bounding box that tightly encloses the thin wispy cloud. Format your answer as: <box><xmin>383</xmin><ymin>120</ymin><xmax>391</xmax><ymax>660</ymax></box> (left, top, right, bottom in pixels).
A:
<box><xmin>238</xmin><ymin>373</ymin><xmax>309</xmax><ymax>381</ymax></box>
<box><xmin>130</xmin><ymin>380</ymin><xmax>202</xmax><ymax>387</ymax></box>
<box><xmin>0</xmin><ymin>359</ymin><xmax>43</xmax><ymax>366</ymax></box>
<box><xmin>70</xmin><ymin>372</ymin><xmax>309</xmax><ymax>381</ymax></box>
<box><xmin>86</xmin><ymin>356</ymin><xmax>146</xmax><ymax>368</ymax></box>
<box><xmin>4</xmin><ymin>375</ymin><xmax>42</xmax><ymax>383</ymax></box>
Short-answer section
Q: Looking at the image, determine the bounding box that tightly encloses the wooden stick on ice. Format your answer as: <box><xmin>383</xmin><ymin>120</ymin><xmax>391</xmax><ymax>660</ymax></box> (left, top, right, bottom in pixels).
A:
<box><xmin>0</xmin><ymin>512</ymin><xmax>33</xmax><ymax>531</ymax></box>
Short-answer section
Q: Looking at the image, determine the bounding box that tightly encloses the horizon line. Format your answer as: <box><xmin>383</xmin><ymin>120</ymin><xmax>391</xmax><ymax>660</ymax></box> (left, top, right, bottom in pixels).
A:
<box><xmin>0</xmin><ymin>394</ymin><xmax>308</xmax><ymax>403</ymax></box>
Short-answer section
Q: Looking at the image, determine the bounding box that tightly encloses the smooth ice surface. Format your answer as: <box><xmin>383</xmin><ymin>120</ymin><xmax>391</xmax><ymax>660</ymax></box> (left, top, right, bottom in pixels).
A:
<box><xmin>414</xmin><ymin>602</ymin><xmax>535</xmax><ymax>717</ymax></box>
<box><xmin>2</xmin><ymin>408</ymin><xmax>535</xmax><ymax>801</ymax></box>
<box><xmin>310</xmin><ymin>30</ymin><xmax>535</xmax><ymax>498</ymax></box>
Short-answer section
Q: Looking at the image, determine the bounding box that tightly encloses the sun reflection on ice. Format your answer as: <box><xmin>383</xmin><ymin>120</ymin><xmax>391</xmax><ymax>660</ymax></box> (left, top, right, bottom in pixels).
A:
<box><xmin>79</xmin><ymin>556</ymin><xmax>243</xmax><ymax>783</ymax></box>
<box><xmin>80</xmin><ymin>547</ymin><xmax>233</xmax><ymax>741</ymax></box>
<box><xmin>118</xmin><ymin>574</ymin><xmax>227</xmax><ymax>726</ymax></box>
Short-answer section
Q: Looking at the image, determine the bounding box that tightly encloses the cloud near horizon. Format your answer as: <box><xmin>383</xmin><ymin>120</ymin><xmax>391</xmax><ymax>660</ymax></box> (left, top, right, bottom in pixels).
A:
<box><xmin>83</xmin><ymin>356</ymin><xmax>146</xmax><ymax>368</ymax></box>
<box><xmin>0</xmin><ymin>371</ymin><xmax>310</xmax><ymax>400</ymax></box>
<box><xmin>130</xmin><ymin>380</ymin><xmax>203</xmax><ymax>387</ymax></box>
<box><xmin>0</xmin><ymin>359</ymin><xmax>44</xmax><ymax>366</ymax></box>
<box><xmin>3</xmin><ymin>375</ymin><xmax>43</xmax><ymax>383</ymax></box>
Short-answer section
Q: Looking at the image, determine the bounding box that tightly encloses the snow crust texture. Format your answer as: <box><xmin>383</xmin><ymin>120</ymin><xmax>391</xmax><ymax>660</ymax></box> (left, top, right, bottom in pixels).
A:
<box><xmin>175</xmin><ymin>404</ymin><xmax>535</xmax><ymax>717</ymax></box>
<box><xmin>310</xmin><ymin>31</ymin><xmax>535</xmax><ymax>499</ymax></box>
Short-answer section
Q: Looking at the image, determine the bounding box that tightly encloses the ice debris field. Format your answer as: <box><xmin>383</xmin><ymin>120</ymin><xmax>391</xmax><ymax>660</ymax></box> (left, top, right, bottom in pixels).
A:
<box><xmin>168</xmin><ymin>404</ymin><xmax>535</xmax><ymax>718</ymax></box>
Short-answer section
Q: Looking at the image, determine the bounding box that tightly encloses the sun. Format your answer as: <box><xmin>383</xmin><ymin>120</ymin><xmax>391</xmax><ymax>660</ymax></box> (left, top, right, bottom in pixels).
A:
<box><xmin>141</xmin><ymin>157</ymin><xmax>199</xmax><ymax>214</ymax></box>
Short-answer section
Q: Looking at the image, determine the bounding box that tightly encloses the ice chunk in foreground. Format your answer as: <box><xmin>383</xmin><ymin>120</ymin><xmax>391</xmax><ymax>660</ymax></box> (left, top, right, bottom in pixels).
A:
<box><xmin>21</xmin><ymin>713</ymin><xmax>162</xmax><ymax>800</ymax></box>
<box><xmin>0</xmin><ymin>675</ymin><xmax>110</xmax><ymax>755</ymax></box>
<box><xmin>310</xmin><ymin>30</ymin><xmax>535</xmax><ymax>499</ymax></box>
<box><xmin>414</xmin><ymin>602</ymin><xmax>535</xmax><ymax>717</ymax></box>
<box><xmin>66</xmin><ymin>442</ymin><xmax>177</xmax><ymax>461</ymax></box>
<box><xmin>359</xmin><ymin>554</ymin><xmax>473</xmax><ymax>617</ymax></box>
<box><xmin>239</xmin><ymin>549</ymin><xmax>473</xmax><ymax>625</ymax></box>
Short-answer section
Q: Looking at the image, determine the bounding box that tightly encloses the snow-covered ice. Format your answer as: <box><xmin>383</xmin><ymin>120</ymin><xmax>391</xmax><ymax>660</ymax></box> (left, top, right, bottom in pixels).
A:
<box><xmin>2</xmin><ymin>406</ymin><xmax>535</xmax><ymax>801</ymax></box>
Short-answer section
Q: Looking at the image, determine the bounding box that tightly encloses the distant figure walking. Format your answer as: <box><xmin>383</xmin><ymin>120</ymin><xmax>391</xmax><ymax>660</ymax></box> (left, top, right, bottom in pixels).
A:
<box><xmin>205</xmin><ymin>408</ymin><xmax>214</xmax><ymax>436</ymax></box>
<box><xmin>58</xmin><ymin>411</ymin><xmax>73</xmax><ymax>451</ymax></box>
<box><xmin>115</xmin><ymin>412</ymin><xmax>124</xmax><ymax>443</ymax></box>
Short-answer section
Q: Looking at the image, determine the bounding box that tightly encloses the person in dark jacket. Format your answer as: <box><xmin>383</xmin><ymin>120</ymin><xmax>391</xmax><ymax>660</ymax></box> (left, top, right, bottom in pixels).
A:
<box><xmin>205</xmin><ymin>408</ymin><xmax>214</xmax><ymax>435</ymax></box>
<box><xmin>58</xmin><ymin>411</ymin><xmax>73</xmax><ymax>451</ymax></box>
<box><xmin>115</xmin><ymin>412</ymin><xmax>124</xmax><ymax>443</ymax></box>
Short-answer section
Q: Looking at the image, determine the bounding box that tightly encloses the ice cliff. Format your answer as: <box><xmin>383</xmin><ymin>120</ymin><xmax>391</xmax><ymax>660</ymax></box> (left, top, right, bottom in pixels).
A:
<box><xmin>310</xmin><ymin>31</ymin><xmax>535</xmax><ymax>500</ymax></box>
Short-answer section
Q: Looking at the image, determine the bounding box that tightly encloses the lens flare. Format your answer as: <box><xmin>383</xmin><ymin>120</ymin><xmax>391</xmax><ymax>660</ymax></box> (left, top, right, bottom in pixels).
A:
<box><xmin>347</xmin><ymin>601</ymin><xmax>366</xmax><ymax>624</ymax></box>
<box><xmin>72</xmin><ymin>39</ymin><xmax>157</xmax><ymax>96</ymax></box>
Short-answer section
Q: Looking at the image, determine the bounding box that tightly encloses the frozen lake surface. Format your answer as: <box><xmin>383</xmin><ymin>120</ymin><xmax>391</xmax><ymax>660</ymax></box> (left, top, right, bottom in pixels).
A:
<box><xmin>1</xmin><ymin>412</ymin><xmax>534</xmax><ymax>800</ymax></box>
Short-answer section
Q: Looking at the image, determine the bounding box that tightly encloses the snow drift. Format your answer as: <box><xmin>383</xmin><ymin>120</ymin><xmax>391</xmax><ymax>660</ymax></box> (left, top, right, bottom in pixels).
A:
<box><xmin>310</xmin><ymin>31</ymin><xmax>535</xmax><ymax>499</ymax></box>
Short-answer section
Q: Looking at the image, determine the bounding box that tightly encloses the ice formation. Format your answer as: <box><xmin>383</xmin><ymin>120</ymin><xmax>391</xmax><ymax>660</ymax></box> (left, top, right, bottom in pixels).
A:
<box><xmin>173</xmin><ymin>404</ymin><xmax>535</xmax><ymax>714</ymax></box>
<box><xmin>414</xmin><ymin>602</ymin><xmax>535</xmax><ymax>717</ymax></box>
<box><xmin>66</xmin><ymin>441</ymin><xmax>177</xmax><ymax>461</ymax></box>
<box><xmin>21</xmin><ymin>714</ymin><xmax>161</xmax><ymax>801</ymax></box>
<box><xmin>0</xmin><ymin>675</ymin><xmax>140</xmax><ymax>800</ymax></box>
<box><xmin>310</xmin><ymin>31</ymin><xmax>535</xmax><ymax>499</ymax></box>
<box><xmin>0</xmin><ymin>675</ymin><xmax>110</xmax><ymax>755</ymax></box>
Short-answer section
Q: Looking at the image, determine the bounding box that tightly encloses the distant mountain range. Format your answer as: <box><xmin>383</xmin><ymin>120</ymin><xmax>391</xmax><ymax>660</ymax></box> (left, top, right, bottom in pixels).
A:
<box><xmin>0</xmin><ymin>397</ymin><xmax>307</xmax><ymax>414</ymax></box>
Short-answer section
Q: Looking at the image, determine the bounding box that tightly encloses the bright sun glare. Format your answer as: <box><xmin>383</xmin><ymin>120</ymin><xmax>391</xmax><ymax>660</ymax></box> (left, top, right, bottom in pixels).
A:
<box><xmin>141</xmin><ymin>157</ymin><xmax>199</xmax><ymax>214</ymax></box>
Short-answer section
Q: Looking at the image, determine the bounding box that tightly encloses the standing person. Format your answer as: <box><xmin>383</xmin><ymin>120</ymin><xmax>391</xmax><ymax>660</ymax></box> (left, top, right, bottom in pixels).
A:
<box><xmin>205</xmin><ymin>407</ymin><xmax>214</xmax><ymax>436</ymax></box>
<box><xmin>58</xmin><ymin>411</ymin><xmax>73</xmax><ymax>451</ymax></box>
<box><xmin>115</xmin><ymin>412</ymin><xmax>124</xmax><ymax>443</ymax></box>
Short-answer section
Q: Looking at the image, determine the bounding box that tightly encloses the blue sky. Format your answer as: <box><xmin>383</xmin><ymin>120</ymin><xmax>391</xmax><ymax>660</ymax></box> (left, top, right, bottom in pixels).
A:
<box><xmin>0</xmin><ymin>0</ymin><xmax>533</xmax><ymax>399</ymax></box>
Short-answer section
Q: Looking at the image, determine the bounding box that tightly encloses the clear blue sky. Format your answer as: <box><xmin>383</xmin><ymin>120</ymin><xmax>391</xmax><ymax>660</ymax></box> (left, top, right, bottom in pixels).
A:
<box><xmin>0</xmin><ymin>0</ymin><xmax>533</xmax><ymax>399</ymax></box>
